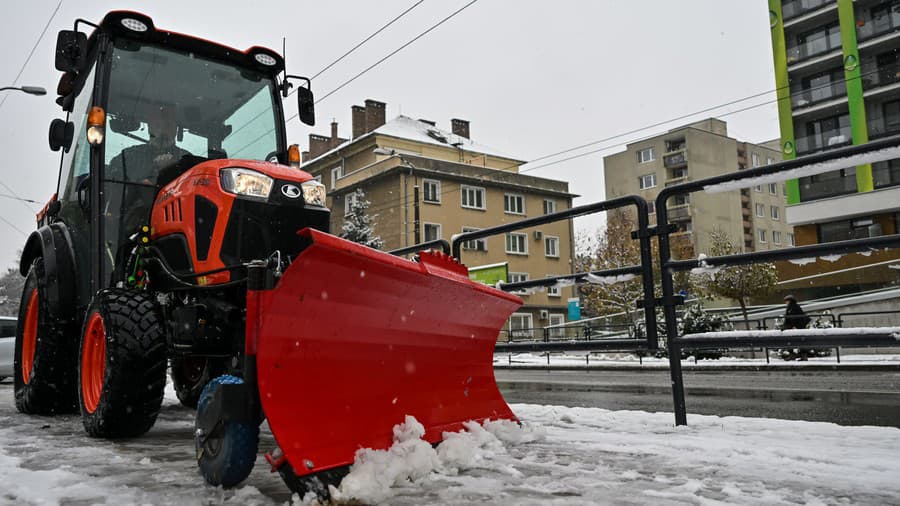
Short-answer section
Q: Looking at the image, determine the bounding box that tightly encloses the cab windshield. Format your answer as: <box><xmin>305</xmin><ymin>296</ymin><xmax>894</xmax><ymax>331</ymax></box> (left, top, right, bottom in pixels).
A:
<box><xmin>104</xmin><ymin>39</ymin><xmax>281</xmax><ymax>184</ymax></box>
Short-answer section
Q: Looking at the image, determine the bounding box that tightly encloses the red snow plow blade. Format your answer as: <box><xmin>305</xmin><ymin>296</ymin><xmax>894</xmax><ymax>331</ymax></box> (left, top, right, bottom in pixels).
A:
<box><xmin>253</xmin><ymin>229</ymin><xmax>522</xmax><ymax>477</ymax></box>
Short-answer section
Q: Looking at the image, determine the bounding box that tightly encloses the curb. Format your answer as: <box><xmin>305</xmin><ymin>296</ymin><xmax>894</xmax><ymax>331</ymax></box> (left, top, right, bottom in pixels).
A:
<box><xmin>493</xmin><ymin>364</ymin><xmax>900</xmax><ymax>372</ymax></box>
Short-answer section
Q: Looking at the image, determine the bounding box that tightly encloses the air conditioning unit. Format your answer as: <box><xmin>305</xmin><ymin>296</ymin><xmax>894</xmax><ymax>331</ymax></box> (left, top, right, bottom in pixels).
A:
<box><xmin>539</xmin><ymin>309</ymin><xmax>549</xmax><ymax>320</ymax></box>
<box><xmin>533</xmin><ymin>230</ymin><xmax>543</xmax><ymax>241</ymax></box>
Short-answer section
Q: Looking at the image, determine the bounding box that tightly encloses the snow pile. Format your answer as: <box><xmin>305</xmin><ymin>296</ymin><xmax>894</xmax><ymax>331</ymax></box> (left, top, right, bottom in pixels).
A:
<box><xmin>789</xmin><ymin>257</ymin><xmax>816</xmax><ymax>265</ymax></box>
<box><xmin>329</xmin><ymin>415</ymin><xmax>543</xmax><ymax>503</ymax></box>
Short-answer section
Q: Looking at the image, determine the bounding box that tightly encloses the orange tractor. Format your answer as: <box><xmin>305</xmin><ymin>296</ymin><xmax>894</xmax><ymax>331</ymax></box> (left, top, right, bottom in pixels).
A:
<box><xmin>15</xmin><ymin>11</ymin><xmax>521</xmax><ymax>495</ymax></box>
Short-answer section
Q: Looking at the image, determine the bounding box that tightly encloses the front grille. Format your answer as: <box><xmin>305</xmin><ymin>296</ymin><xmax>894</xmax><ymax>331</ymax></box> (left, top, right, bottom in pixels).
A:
<box><xmin>219</xmin><ymin>198</ymin><xmax>330</xmax><ymax>266</ymax></box>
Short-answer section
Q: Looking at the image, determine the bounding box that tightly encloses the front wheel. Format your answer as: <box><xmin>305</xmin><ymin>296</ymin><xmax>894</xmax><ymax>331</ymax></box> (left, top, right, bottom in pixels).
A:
<box><xmin>195</xmin><ymin>375</ymin><xmax>259</xmax><ymax>488</ymax></box>
<box><xmin>78</xmin><ymin>289</ymin><xmax>167</xmax><ymax>438</ymax></box>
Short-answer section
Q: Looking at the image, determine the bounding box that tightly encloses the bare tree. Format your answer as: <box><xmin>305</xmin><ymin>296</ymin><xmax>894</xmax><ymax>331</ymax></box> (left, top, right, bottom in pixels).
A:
<box><xmin>691</xmin><ymin>229</ymin><xmax>778</xmax><ymax>329</ymax></box>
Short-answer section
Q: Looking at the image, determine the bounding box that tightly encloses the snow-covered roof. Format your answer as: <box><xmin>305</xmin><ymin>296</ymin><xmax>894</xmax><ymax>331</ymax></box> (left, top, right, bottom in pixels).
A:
<box><xmin>373</xmin><ymin>116</ymin><xmax>522</xmax><ymax>162</ymax></box>
<box><xmin>302</xmin><ymin>115</ymin><xmax>524</xmax><ymax>167</ymax></box>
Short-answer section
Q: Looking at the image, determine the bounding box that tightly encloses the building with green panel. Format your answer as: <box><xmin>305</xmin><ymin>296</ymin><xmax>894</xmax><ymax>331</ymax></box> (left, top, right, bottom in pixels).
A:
<box><xmin>769</xmin><ymin>0</ymin><xmax>900</xmax><ymax>299</ymax></box>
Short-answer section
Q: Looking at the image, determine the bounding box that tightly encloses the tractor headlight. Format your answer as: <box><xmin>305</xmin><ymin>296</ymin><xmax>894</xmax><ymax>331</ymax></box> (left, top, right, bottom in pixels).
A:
<box><xmin>220</xmin><ymin>168</ymin><xmax>273</xmax><ymax>200</ymax></box>
<box><xmin>301</xmin><ymin>180</ymin><xmax>326</xmax><ymax>206</ymax></box>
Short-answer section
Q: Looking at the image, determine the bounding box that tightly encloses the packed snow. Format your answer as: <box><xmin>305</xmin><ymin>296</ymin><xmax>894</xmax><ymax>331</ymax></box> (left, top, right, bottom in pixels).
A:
<box><xmin>2</xmin><ymin>376</ymin><xmax>900</xmax><ymax>505</ymax></box>
<box><xmin>495</xmin><ymin>351</ymin><xmax>900</xmax><ymax>368</ymax></box>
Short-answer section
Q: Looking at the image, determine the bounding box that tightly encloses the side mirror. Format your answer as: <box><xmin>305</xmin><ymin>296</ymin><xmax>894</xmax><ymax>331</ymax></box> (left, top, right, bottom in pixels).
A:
<box><xmin>48</xmin><ymin>119</ymin><xmax>74</xmax><ymax>152</ymax></box>
<box><xmin>297</xmin><ymin>87</ymin><xmax>315</xmax><ymax>126</ymax></box>
<box><xmin>55</xmin><ymin>30</ymin><xmax>87</xmax><ymax>73</ymax></box>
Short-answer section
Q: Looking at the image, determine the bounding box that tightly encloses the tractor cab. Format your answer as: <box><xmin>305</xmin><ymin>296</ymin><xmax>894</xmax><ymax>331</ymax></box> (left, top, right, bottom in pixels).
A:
<box><xmin>42</xmin><ymin>11</ymin><xmax>322</xmax><ymax>306</ymax></box>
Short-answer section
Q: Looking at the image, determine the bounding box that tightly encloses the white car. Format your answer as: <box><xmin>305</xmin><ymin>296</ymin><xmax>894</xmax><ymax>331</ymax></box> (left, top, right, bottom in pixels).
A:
<box><xmin>0</xmin><ymin>316</ymin><xmax>16</xmax><ymax>380</ymax></box>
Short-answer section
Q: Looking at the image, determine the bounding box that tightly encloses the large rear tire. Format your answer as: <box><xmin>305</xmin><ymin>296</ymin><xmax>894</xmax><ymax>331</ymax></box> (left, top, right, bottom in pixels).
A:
<box><xmin>78</xmin><ymin>289</ymin><xmax>167</xmax><ymax>438</ymax></box>
<box><xmin>14</xmin><ymin>259</ymin><xmax>78</xmax><ymax>414</ymax></box>
<box><xmin>171</xmin><ymin>356</ymin><xmax>228</xmax><ymax>409</ymax></box>
<box><xmin>195</xmin><ymin>375</ymin><xmax>259</xmax><ymax>487</ymax></box>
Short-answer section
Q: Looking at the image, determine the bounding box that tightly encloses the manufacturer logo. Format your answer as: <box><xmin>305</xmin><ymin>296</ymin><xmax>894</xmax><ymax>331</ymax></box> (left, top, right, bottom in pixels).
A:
<box><xmin>281</xmin><ymin>184</ymin><xmax>301</xmax><ymax>199</ymax></box>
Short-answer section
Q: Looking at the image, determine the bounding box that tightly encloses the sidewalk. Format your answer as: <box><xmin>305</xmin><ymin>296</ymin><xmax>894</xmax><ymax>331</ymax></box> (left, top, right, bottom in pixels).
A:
<box><xmin>493</xmin><ymin>352</ymin><xmax>900</xmax><ymax>371</ymax></box>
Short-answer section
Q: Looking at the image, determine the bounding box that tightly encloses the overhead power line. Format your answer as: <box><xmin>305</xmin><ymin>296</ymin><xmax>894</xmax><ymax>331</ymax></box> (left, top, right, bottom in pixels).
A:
<box><xmin>0</xmin><ymin>215</ymin><xmax>28</xmax><ymax>237</ymax></box>
<box><xmin>309</xmin><ymin>0</ymin><xmax>480</xmax><ymax>108</ymax></box>
<box><xmin>0</xmin><ymin>0</ymin><xmax>64</xmax><ymax>113</ymax></box>
<box><xmin>311</xmin><ymin>0</ymin><xmax>426</xmax><ymax>81</ymax></box>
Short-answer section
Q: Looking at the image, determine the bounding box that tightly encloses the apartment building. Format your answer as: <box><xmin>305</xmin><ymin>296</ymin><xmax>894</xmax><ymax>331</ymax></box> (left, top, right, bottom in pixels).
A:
<box><xmin>300</xmin><ymin>99</ymin><xmax>577</xmax><ymax>337</ymax></box>
<box><xmin>604</xmin><ymin>119</ymin><xmax>790</xmax><ymax>259</ymax></box>
<box><xmin>769</xmin><ymin>0</ymin><xmax>900</xmax><ymax>299</ymax></box>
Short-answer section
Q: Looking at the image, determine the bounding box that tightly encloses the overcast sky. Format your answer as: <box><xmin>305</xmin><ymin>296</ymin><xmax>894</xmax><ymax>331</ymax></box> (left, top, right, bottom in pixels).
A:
<box><xmin>0</xmin><ymin>0</ymin><xmax>779</xmax><ymax>271</ymax></box>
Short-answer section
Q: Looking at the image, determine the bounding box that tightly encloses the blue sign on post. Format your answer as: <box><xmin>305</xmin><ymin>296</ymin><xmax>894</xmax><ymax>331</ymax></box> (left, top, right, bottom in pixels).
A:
<box><xmin>567</xmin><ymin>297</ymin><xmax>581</xmax><ymax>321</ymax></box>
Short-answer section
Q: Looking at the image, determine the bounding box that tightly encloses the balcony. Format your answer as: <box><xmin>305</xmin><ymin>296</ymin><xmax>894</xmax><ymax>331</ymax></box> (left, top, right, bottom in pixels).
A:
<box><xmin>857</xmin><ymin>10</ymin><xmax>900</xmax><ymax>43</ymax></box>
<box><xmin>862</xmin><ymin>61</ymin><xmax>900</xmax><ymax>93</ymax></box>
<box><xmin>782</xmin><ymin>0</ymin><xmax>830</xmax><ymax>21</ymax></box>
<box><xmin>786</xmin><ymin>31</ymin><xmax>841</xmax><ymax>65</ymax></box>
<box><xmin>794</xmin><ymin>126</ymin><xmax>851</xmax><ymax>155</ymax></box>
<box><xmin>668</xmin><ymin>204</ymin><xmax>691</xmax><ymax>222</ymax></box>
<box><xmin>798</xmin><ymin>168</ymin><xmax>857</xmax><ymax>202</ymax></box>
<box><xmin>791</xmin><ymin>81</ymin><xmax>846</xmax><ymax>109</ymax></box>
<box><xmin>665</xmin><ymin>139</ymin><xmax>686</xmax><ymax>152</ymax></box>
<box><xmin>664</xmin><ymin>152</ymin><xmax>687</xmax><ymax>168</ymax></box>
<box><xmin>867</xmin><ymin>112</ymin><xmax>900</xmax><ymax>140</ymax></box>
<box><xmin>873</xmin><ymin>159</ymin><xmax>900</xmax><ymax>189</ymax></box>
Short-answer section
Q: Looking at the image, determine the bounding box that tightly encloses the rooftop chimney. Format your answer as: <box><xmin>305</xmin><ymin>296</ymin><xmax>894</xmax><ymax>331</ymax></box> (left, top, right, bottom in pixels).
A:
<box><xmin>451</xmin><ymin>118</ymin><xmax>470</xmax><ymax>139</ymax></box>
<box><xmin>351</xmin><ymin>105</ymin><xmax>366</xmax><ymax>139</ymax></box>
<box><xmin>365</xmin><ymin>99</ymin><xmax>386</xmax><ymax>133</ymax></box>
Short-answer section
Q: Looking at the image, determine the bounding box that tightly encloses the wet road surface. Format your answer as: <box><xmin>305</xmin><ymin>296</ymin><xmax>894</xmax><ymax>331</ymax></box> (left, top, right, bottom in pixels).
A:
<box><xmin>496</xmin><ymin>368</ymin><xmax>900</xmax><ymax>428</ymax></box>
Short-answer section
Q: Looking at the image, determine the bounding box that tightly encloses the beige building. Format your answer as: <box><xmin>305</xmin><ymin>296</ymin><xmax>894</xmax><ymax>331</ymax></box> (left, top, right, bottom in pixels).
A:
<box><xmin>604</xmin><ymin>119</ymin><xmax>793</xmax><ymax>259</ymax></box>
<box><xmin>300</xmin><ymin>99</ymin><xmax>577</xmax><ymax>338</ymax></box>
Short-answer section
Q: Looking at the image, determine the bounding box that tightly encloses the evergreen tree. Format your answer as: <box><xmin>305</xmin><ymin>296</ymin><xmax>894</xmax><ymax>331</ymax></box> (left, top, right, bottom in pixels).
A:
<box><xmin>0</xmin><ymin>253</ymin><xmax>25</xmax><ymax>316</ymax></box>
<box><xmin>341</xmin><ymin>188</ymin><xmax>384</xmax><ymax>250</ymax></box>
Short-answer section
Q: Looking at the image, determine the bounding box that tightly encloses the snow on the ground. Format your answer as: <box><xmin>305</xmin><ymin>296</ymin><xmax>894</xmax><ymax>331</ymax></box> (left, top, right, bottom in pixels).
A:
<box><xmin>2</xmin><ymin>378</ymin><xmax>900</xmax><ymax>505</ymax></box>
<box><xmin>495</xmin><ymin>352</ymin><xmax>900</xmax><ymax>368</ymax></box>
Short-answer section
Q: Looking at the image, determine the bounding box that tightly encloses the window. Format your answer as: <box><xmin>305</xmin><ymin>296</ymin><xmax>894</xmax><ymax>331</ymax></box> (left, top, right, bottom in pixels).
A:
<box><xmin>773</xmin><ymin>230</ymin><xmax>782</xmax><ymax>245</ymax></box>
<box><xmin>751</xmin><ymin>153</ymin><xmax>761</xmax><ymax>167</ymax></box>
<box><xmin>330</xmin><ymin>166</ymin><xmax>343</xmax><ymax>190</ymax></box>
<box><xmin>788</xmin><ymin>233</ymin><xmax>795</xmax><ymax>246</ymax></box>
<box><xmin>769</xmin><ymin>183</ymin><xmax>778</xmax><ymax>195</ymax></box>
<box><xmin>818</xmin><ymin>217</ymin><xmax>883</xmax><ymax>243</ymax></box>
<box><xmin>754</xmin><ymin>185</ymin><xmax>762</xmax><ymax>192</ymax></box>
<box><xmin>508</xmin><ymin>272</ymin><xmax>530</xmax><ymax>295</ymax></box>
<box><xmin>344</xmin><ymin>192</ymin><xmax>358</xmax><ymax>216</ymax></box>
<box><xmin>783</xmin><ymin>183</ymin><xmax>788</xmax><ymax>196</ymax></box>
<box><xmin>543</xmin><ymin>199</ymin><xmax>557</xmax><ymax>215</ymax></box>
<box><xmin>461</xmin><ymin>227</ymin><xmax>487</xmax><ymax>251</ymax></box>
<box><xmin>767</xmin><ymin>157</ymin><xmax>775</xmax><ymax>166</ymax></box>
<box><xmin>423</xmin><ymin>179</ymin><xmax>441</xmax><ymax>203</ymax></box>
<box><xmin>758</xmin><ymin>229</ymin><xmax>767</xmax><ymax>243</ymax></box>
<box><xmin>548</xmin><ymin>314</ymin><xmax>565</xmax><ymax>338</ymax></box>
<box><xmin>638</xmin><ymin>173</ymin><xmax>657</xmax><ymax>189</ymax></box>
<box><xmin>771</xmin><ymin>206</ymin><xmax>780</xmax><ymax>220</ymax></box>
<box><xmin>546</xmin><ymin>275</ymin><xmax>561</xmax><ymax>297</ymax></box>
<box><xmin>461</xmin><ymin>185</ymin><xmax>486</xmax><ymax>210</ymax></box>
<box><xmin>648</xmin><ymin>201</ymin><xmax>656</xmax><ymax>214</ymax></box>
<box><xmin>509</xmin><ymin>313</ymin><xmax>533</xmax><ymax>339</ymax></box>
<box><xmin>423</xmin><ymin>223</ymin><xmax>441</xmax><ymax>242</ymax></box>
<box><xmin>545</xmin><ymin>236</ymin><xmax>560</xmax><ymax>258</ymax></box>
<box><xmin>505</xmin><ymin>233</ymin><xmax>528</xmax><ymax>254</ymax></box>
<box><xmin>755</xmin><ymin>203</ymin><xmax>765</xmax><ymax>217</ymax></box>
<box><xmin>637</xmin><ymin>147</ymin><xmax>655</xmax><ymax>163</ymax></box>
<box><xmin>504</xmin><ymin>194</ymin><xmax>525</xmax><ymax>214</ymax></box>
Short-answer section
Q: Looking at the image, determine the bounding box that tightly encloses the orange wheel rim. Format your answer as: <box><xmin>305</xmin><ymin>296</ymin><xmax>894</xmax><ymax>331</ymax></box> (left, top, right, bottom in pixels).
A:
<box><xmin>81</xmin><ymin>312</ymin><xmax>106</xmax><ymax>413</ymax></box>
<box><xmin>21</xmin><ymin>289</ymin><xmax>39</xmax><ymax>384</ymax></box>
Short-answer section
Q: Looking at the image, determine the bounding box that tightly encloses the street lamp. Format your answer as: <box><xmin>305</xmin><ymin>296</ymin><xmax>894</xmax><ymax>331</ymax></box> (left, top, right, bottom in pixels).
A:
<box><xmin>1</xmin><ymin>85</ymin><xmax>47</xmax><ymax>96</ymax></box>
<box><xmin>374</xmin><ymin>147</ymin><xmax>421</xmax><ymax>245</ymax></box>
